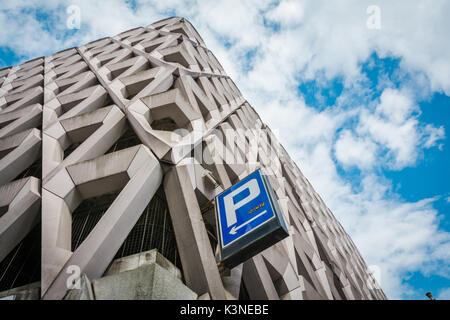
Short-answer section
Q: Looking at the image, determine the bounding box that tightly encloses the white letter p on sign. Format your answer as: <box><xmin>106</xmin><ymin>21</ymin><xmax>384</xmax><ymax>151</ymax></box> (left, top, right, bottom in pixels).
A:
<box><xmin>223</xmin><ymin>179</ymin><xmax>260</xmax><ymax>227</ymax></box>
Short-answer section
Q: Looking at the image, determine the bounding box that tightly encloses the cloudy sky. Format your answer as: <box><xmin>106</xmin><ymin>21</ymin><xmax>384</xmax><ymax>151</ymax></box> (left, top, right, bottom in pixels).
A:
<box><xmin>1</xmin><ymin>0</ymin><xmax>449</xmax><ymax>300</ymax></box>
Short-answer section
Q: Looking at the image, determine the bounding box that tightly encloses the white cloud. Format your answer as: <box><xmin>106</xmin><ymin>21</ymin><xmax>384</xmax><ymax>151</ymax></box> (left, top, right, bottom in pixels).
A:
<box><xmin>423</xmin><ymin>124</ymin><xmax>445</xmax><ymax>149</ymax></box>
<box><xmin>265</xmin><ymin>0</ymin><xmax>305</xmax><ymax>27</ymax></box>
<box><xmin>357</xmin><ymin>89</ymin><xmax>418</xmax><ymax>168</ymax></box>
<box><xmin>1</xmin><ymin>0</ymin><xmax>449</xmax><ymax>300</ymax></box>
<box><xmin>356</xmin><ymin>89</ymin><xmax>444</xmax><ymax>169</ymax></box>
<box><xmin>376</xmin><ymin>88</ymin><xmax>417</xmax><ymax>124</ymax></box>
<box><xmin>438</xmin><ymin>287</ymin><xmax>450</xmax><ymax>300</ymax></box>
<box><xmin>335</xmin><ymin>130</ymin><xmax>377</xmax><ymax>169</ymax></box>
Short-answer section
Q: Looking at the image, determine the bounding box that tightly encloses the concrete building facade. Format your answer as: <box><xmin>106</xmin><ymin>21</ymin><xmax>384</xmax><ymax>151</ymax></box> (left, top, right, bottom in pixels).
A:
<box><xmin>0</xmin><ymin>17</ymin><xmax>386</xmax><ymax>300</ymax></box>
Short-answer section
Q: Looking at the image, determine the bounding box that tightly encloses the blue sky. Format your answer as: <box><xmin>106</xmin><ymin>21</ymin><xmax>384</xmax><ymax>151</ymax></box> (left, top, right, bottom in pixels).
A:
<box><xmin>300</xmin><ymin>53</ymin><xmax>450</xmax><ymax>298</ymax></box>
<box><xmin>1</xmin><ymin>0</ymin><xmax>449</xmax><ymax>299</ymax></box>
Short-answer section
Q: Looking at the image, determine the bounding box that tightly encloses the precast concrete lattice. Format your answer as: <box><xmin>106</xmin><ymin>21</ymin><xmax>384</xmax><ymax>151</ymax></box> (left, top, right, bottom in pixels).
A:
<box><xmin>0</xmin><ymin>17</ymin><xmax>386</xmax><ymax>300</ymax></box>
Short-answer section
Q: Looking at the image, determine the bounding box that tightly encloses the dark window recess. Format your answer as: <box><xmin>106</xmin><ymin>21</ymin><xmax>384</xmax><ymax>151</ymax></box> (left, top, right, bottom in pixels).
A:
<box><xmin>114</xmin><ymin>186</ymin><xmax>182</xmax><ymax>271</ymax></box>
<box><xmin>64</xmin><ymin>122</ymin><xmax>141</xmax><ymax>160</ymax></box>
<box><xmin>151</xmin><ymin>117</ymin><xmax>178</xmax><ymax>131</ymax></box>
<box><xmin>64</xmin><ymin>142</ymin><xmax>81</xmax><ymax>159</ymax></box>
<box><xmin>0</xmin><ymin>205</ymin><xmax>8</xmax><ymax>218</ymax></box>
<box><xmin>238</xmin><ymin>278</ymin><xmax>250</xmax><ymax>300</ymax></box>
<box><xmin>0</xmin><ymin>224</ymin><xmax>41</xmax><ymax>292</ymax></box>
<box><xmin>71</xmin><ymin>191</ymin><xmax>119</xmax><ymax>251</ymax></box>
<box><xmin>15</xmin><ymin>158</ymin><xmax>42</xmax><ymax>180</ymax></box>
<box><xmin>105</xmin><ymin>125</ymin><xmax>142</xmax><ymax>154</ymax></box>
<box><xmin>0</xmin><ymin>118</ymin><xmax>16</xmax><ymax>129</ymax></box>
<box><xmin>71</xmin><ymin>185</ymin><xmax>182</xmax><ymax>273</ymax></box>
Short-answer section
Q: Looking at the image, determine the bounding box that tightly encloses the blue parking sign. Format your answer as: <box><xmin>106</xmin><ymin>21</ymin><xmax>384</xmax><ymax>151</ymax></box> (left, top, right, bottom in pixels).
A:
<box><xmin>215</xmin><ymin>169</ymin><xmax>289</xmax><ymax>268</ymax></box>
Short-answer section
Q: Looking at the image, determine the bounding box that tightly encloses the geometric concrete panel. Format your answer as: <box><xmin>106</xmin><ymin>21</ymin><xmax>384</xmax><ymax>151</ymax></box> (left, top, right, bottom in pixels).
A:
<box><xmin>0</xmin><ymin>177</ymin><xmax>40</xmax><ymax>262</ymax></box>
<box><xmin>42</xmin><ymin>145</ymin><xmax>163</xmax><ymax>300</ymax></box>
<box><xmin>0</xmin><ymin>104</ymin><xmax>42</xmax><ymax>138</ymax></box>
<box><xmin>42</xmin><ymin>104</ymin><xmax>126</xmax><ymax>179</ymax></box>
<box><xmin>0</xmin><ymin>128</ymin><xmax>41</xmax><ymax>186</ymax></box>
<box><xmin>0</xmin><ymin>87</ymin><xmax>43</xmax><ymax>115</ymax></box>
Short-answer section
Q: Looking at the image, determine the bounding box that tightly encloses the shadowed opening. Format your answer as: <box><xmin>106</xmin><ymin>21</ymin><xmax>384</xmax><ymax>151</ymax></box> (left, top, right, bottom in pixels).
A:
<box><xmin>0</xmin><ymin>224</ymin><xmax>41</xmax><ymax>293</ymax></box>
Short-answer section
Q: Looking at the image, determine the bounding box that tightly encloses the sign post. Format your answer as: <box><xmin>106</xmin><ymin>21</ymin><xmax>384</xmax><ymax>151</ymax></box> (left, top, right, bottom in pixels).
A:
<box><xmin>215</xmin><ymin>169</ymin><xmax>289</xmax><ymax>268</ymax></box>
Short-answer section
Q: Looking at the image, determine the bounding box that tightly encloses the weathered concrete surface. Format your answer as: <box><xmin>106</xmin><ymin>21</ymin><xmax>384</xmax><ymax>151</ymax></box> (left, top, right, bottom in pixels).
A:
<box><xmin>105</xmin><ymin>249</ymin><xmax>182</xmax><ymax>280</ymax></box>
<box><xmin>0</xmin><ymin>282</ymin><xmax>40</xmax><ymax>300</ymax></box>
<box><xmin>92</xmin><ymin>249</ymin><xmax>196</xmax><ymax>300</ymax></box>
<box><xmin>93</xmin><ymin>262</ymin><xmax>197</xmax><ymax>300</ymax></box>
